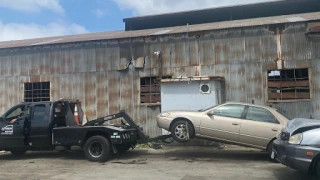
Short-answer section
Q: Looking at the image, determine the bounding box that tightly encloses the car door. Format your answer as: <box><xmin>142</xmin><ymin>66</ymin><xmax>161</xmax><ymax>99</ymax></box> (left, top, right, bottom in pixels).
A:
<box><xmin>28</xmin><ymin>103</ymin><xmax>51</xmax><ymax>148</ymax></box>
<box><xmin>239</xmin><ymin>106</ymin><xmax>282</xmax><ymax>148</ymax></box>
<box><xmin>200</xmin><ymin>104</ymin><xmax>246</xmax><ymax>142</ymax></box>
<box><xmin>0</xmin><ymin>104</ymin><xmax>27</xmax><ymax>149</ymax></box>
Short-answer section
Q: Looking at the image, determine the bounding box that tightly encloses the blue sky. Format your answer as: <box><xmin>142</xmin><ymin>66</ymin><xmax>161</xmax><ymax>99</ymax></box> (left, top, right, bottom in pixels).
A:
<box><xmin>0</xmin><ymin>0</ymin><xmax>269</xmax><ymax>41</ymax></box>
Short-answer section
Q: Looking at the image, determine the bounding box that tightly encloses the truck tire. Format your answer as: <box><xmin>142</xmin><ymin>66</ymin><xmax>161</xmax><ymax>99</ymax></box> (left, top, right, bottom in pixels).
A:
<box><xmin>84</xmin><ymin>136</ymin><xmax>111</xmax><ymax>162</ymax></box>
<box><xmin>171</xmin><ymin>120</ymin><xmax>194</xmax><ymax>143</ymax></box>
<box><xmin>10</xmin><ymin>149</ymin><xmax>27</xmax><ymax>156</ymax></box>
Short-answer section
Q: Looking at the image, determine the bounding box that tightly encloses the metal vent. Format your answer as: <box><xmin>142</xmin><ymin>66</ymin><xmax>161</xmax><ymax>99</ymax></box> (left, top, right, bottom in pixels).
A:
<box><xmin>200</xmin><ymin>84</ymin><xmax>211</xmax><ymax>94</ymax></box>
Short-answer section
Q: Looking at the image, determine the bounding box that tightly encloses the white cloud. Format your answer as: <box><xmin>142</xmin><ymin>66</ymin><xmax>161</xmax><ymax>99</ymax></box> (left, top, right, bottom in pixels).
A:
<box><xmin>114</xmin><ymin>0</ymin><xmax>270</xmax><ymax>16</ymax></box>
<box><xmin>0</xmin><ymin>0</ymin><xmax>64</xmax><ymax>14</ymax></box>
<box><xmin>0</xmin><ymin>21</ymin><xmax>89</xmax><ymax>41</ymax></box>
<box><xmin>92</xmin><ymin>9</ymin><xmax>107</xmax><ymax>18</ymax></box>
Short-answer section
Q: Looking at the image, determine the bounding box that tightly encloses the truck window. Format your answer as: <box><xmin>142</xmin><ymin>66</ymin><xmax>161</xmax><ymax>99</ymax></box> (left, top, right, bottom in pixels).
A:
<box><xmin>32</xmin><ymin>105</ymin><xmax>47</xmax><ymax>124</ymax></box>
<box><xmin>5</xmin><ymin>105</ymin><xmax>25</xmax><ymax>121</ymax></box>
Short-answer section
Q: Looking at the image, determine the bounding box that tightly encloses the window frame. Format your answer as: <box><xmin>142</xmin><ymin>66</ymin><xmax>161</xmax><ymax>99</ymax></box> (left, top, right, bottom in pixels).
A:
<box><xmin>266</xmin><ymin>68</ymin><xmax>312</xmax><ymax>103</ymax></box>
<box><xmin>24</xmin><ymin>82</ymin><xmax>50</xmax><ymax>103</ymax></box>
<box><xmin>243</xmin><ymin>105</ymin><xmax>280</xmax><ymax>124</ymax></box>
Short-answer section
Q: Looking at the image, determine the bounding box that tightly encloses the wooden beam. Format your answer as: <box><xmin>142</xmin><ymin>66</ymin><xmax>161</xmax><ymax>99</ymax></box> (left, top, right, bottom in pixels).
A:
<box><xmin>140</xmin><ymin>86</ymin><xmax>160</xmax><ymax>93</ymax></box>
<box><xmin>268</xmin><ymin>92</ymin><xmax>310</xmax><ymax>99</ymax></box>
<box><xmin>268</xmin><ymin>80</ymin><xmax>309</xmax><ymax>88</ymax></box>
<box><xmin>140</xmin><ymin>95</ymin><xmax>161</xmax><ymax>103</ymax></box>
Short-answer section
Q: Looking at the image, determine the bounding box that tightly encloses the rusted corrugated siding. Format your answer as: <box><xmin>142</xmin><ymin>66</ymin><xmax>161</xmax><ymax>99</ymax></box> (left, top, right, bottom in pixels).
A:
<box><xmin>1</xmin><ymin>21</ymin><xmax>320</xmax><ymax>137</ymax></box>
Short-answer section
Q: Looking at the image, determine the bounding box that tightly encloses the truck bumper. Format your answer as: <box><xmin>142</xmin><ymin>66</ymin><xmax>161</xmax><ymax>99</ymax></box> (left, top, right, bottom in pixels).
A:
<box><xmin>272</xmin><ymin>139</ymin><xmax>316</xmax><ymax>173</ymax></box>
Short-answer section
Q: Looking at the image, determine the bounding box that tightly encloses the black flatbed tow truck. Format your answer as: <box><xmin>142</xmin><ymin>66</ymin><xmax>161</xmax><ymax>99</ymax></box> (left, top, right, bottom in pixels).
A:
<box><xmin>0</xmin><ymin>99</ymin><xmax>172</xmax><ymax>162</ymax></box>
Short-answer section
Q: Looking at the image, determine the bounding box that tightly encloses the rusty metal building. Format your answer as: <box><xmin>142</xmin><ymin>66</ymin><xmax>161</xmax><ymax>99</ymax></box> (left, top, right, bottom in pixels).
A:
<box><xmin>0</xmin><ymin>1</ymin><xmax>320</xmax><ymax>137</ymax></box>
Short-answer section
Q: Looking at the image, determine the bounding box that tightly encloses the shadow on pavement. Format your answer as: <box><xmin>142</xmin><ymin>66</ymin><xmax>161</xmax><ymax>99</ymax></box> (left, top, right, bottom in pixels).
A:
<box><xmin>272</xmin><ymin>168</ymin><xmax>316</xmax><ymax>180</ymax></box>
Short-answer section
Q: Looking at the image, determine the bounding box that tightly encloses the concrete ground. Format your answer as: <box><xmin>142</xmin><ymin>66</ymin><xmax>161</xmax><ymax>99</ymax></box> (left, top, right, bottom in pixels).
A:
<box><xmin>0</xmin><ymin>146</ymin><xmax>316</xmax><ymax>180</ymax></box>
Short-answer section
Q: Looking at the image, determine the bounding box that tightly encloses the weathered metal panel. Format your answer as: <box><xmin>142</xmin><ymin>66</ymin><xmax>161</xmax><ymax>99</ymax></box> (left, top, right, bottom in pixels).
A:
<box><xmin>85</xmin><ymin>72</ymin><xmax>97</xmax><ymax>119</ymax></box>
<box><xmin>282</xmin><ymin>23</ymin><xmax>312</xmax><ymax>61</ymax></box>
<box><xmin>246</xmin><ymin>62</ymin><xmax>264</xmax><ymax>105</ymax></box>
<box><xmin>39</xmin><ymin>50</ymin><xmax>49</xmax><ymax>75</ymax></box>
<box><xmin>244</xmin><ymin>29</ymin><xmax>261</xmax><ymax>62</ymax></box>
<box><xmin>96</xmin><ymin>71</ymin><xmax>108</xmax><ymax>118</ymax></box>
<box><xmin>108</xmin><ymin>71</ymin><xmax>120</xmax><ymax>115</ymax></box>
<box><xmin>213</xmin><ymin>32</ymin><xmax>229</xmax><ymax>65</ymax></box>
<box><xmin>51</xmin><ymin>74</ymin><xmax>61</xmax><ymax>101</ymax></box>
<box><xmin>11</xmin><ymin>54</ymin><xmax>20</xmax><ymax>76</ymax></box>
<box><xmin>95</xmin><ymin>45</ymin><xmax>107</xmax><ymax>72</ymax></box>
<box><xmin>84</xmin><ymin>46</ymin><xmax>96</xmax><ymax>73</ymax></box>
<box><xmin>229</xmin><ymin>63</ymin><xmax>247</xmax><ymax>102</ymax></box>
<box><xmin>228</xmin><ymin>29</ymin><xmax>245</xmax><ymax>63</ymax></box>
<box><xmin>60</xmin><ymin>74</ymin><xmax>72</xmax><ymax>99</ymax></box>
<box><xmin>158</xmin><ymin>36</ymin><xmax>171</xmax><ymax>68</ymax></box>
<box><xmin>30</xmin><ymin>51</ymin><xmax>40</xmax><ymax>75</ymax></box>
<box><xmin>60</xmin><ymin>49</ymin><xmax>72</xmax><ymax>74</ymax></box>
<box><xmin>49</xmin><ymin>50</ymin><xmax>61</xmax><ymax>75</ymax></box>
<box><xmin>74</xmin><ymin>48</ymin><xmax>86</xmax><ymax>73</ymax></box>
<box><xmin>120</xmin><ymin>69</ymin><xmax>133</xmax><ymax>118</ymax></box>
<box><xmin>0</xmin><ymin>78</ymin><xmax>6</xmax><ymax>114</ymax></box>
<box><xmin>144</xmin><ymin>37</ymin><xmax>160</xmax><ymax>69</ymax></box>
<box><xmin>310</xmin><ymin>59</ymin><xmax>320</xmax><ymax>119</ymax></box>
<box><xmin>200</xmin><ymin>38</ymin><xmax>214</xmax><ymax>66</ymax></box>
<box><xmin>171</xmin><ymin>36</ymin><xmax>187</xmax><ymax>67</ymax></box>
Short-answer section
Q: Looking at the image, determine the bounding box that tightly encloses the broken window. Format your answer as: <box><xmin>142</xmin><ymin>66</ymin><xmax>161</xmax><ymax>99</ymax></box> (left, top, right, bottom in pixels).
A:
<box><xmin>267</xmin><ymin>69</ymin><xmax>310</xmax><ymax>101</ymax></box>
<box><xmin>140</xmin><ymin>77</ymin><xmax>161</xmax><ymax>104</ymax></box>
<box><xmin>24</xmin><ymin>82</ymin><xmax>50</xmax><ymax>102</ymax></box>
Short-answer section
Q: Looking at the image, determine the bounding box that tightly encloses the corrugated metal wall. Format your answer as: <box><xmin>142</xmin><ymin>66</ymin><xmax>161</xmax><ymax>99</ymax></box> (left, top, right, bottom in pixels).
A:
<box><xmin>0</xmin><ymin>22</ymin><xmax>319</xmax><ymax>137</ymax></box>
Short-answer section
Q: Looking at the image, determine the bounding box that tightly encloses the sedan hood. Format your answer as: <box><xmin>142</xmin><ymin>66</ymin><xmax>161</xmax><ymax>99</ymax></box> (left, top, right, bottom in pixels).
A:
<box><xmin>284</xmin><ymin>118</ymin><xmax>320</xmax><ymax>134</ymax></box>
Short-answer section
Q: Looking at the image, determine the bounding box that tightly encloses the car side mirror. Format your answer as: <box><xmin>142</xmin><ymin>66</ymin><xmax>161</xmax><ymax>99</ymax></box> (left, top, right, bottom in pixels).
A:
<box><xmin>207</xmin><ymin>111</ymin><xmax>215</xmax><ymax>116</ymax></box>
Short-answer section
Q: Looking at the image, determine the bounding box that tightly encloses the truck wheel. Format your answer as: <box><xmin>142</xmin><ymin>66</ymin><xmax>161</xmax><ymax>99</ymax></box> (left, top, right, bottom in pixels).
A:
<box><xmin>84</xmin><ymin>136</ymin><xmax>111</xmax><ymax>162</ymax></box>
<box><xmin>171</xmin><ymin>120</ymin><xmax>194</xmax><ymax>143</ymax></box>
<box><xmin>10</xmin><ymin>149</ymin><xmax>27</xmax><ymax>156</ymax></box>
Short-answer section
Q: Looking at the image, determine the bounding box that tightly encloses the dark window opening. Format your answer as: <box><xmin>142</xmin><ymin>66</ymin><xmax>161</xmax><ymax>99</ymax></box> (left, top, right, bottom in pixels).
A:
<box><xmin>140</xmin><ymin>77</ymin><xmax>170</xmax><ymax>104</ymax></box>
<box><xmin>24</xmin><ymin>82</ymin><xmax>50</xmax><ymax>102</ymax></box>
<box><xmin>267</xmin><ymin>69</ymin><xmax>310</xmax><ymax>101</ymax></box>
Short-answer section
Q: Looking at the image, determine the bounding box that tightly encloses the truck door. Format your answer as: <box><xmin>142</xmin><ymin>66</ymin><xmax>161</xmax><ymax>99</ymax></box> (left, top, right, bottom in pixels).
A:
<box><xmin>0</xmin><ymin>104</ymin><xmax>27</xmax><ymax>149</ymax></box>
<box><xmin>28</xmin><ymin>103</ymin><xmax>51</xmax><ymax>148</ymax></box>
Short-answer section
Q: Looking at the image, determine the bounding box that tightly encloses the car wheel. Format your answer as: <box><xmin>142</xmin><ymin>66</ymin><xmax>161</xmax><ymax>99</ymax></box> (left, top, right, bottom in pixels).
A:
<box><xmin>84</xmin><ymin>135</ymin><xmax>111</xmax><ymax>162</ymax></box>
<box><xmin>10</xmin><ymin>149</ymin><xmax>27</xmax><ymax>156</ymax></box>
<box><xmin>171</xmin><ymin>120</ymin><xmax>194</xmax><ymax>143</ymax></box>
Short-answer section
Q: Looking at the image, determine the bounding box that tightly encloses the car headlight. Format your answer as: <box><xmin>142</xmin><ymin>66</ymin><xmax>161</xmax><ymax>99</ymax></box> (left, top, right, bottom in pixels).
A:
<box><xmin>288</xmin><ymin>133</ymin><xmax>303</xmax><ymax>145</ymax></box>
<box><xmin>160</xmin><ymin>113</ymin><xmax>171</xmax><ymax>117</ymax></box>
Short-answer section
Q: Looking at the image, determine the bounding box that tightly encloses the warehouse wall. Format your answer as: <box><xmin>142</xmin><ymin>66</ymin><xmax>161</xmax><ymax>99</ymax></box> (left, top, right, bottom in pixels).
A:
<box><xmin>0</xmin><ymin>22</ymin><xmax>320</xmax><ymax>137</ymax></box>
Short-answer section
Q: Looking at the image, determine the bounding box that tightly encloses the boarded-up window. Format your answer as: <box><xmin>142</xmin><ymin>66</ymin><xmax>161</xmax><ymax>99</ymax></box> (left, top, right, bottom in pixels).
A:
<box><xmin>267</xmin><ymin>69</ymin><xmax>310</xmax><ymax>101</ymax></box>
<box><xmin>140</xmin><ymin>77</ymin><xmax>160</xmax><ymax>104</ymax></box>
<box><xmin>24</xmin><ymin>82</ymin><xmax>50</xmax><ymax>102</ymax></box>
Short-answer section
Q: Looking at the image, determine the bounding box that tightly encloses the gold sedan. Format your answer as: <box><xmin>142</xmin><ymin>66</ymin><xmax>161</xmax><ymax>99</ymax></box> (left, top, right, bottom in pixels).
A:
<box><xmin>157</xmin><ymin>102</ymin><xmax>289</xmax><ymax>156</ymax></box>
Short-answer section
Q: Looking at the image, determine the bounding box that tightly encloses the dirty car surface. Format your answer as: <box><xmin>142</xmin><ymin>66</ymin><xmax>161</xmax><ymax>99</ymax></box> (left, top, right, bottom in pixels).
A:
<box><xmin>272</xmin><ymin>118</ymin><xmax>320</xmax><ymax>174</ymax></box>
<box><xmin>157</xmin><ymin>102</ymin><xmax>289</xmax><ymax>151</ymax></box>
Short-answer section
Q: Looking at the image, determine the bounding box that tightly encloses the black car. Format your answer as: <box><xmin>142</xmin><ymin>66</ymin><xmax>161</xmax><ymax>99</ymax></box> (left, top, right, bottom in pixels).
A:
<box><xmin>272</xmin><ymin>118</ymin><xmax>320</xmax><ymax>178</ymax></box>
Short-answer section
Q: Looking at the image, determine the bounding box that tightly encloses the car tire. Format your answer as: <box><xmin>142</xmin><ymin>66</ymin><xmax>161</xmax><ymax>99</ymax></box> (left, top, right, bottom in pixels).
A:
<box><xmin>10</xmin><ymin>149</ymin><xmax>27</xmax><ymax>156</ymax></box>
<box><xmin>84</xmin><ymin>135</ymin><xmax>111</xmax><ymax>162</ymax></box>
<box><xmin>171</xmin><ymin>120</ymin><xmax>194</xmax><ymax>143</ymax></box>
